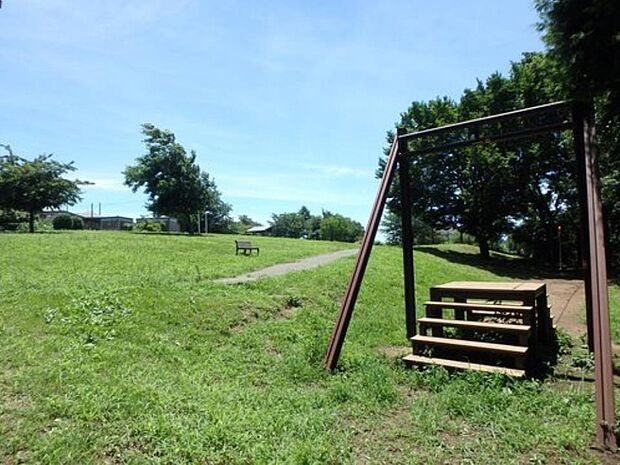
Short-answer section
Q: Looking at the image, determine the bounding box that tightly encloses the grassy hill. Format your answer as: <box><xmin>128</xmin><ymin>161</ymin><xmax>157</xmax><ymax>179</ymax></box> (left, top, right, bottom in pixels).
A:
<box><xmin>0</xmin><ymin>232</ymin><xmax>617</xmax><ymax>464</ymax></box>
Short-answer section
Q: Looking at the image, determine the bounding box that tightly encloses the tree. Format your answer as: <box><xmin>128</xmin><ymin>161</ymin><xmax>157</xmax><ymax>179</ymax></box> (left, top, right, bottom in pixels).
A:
<box><xmin>319</xmin><ymin>214</ymin><xmax>363</xmax><ymax>243</ymax></box>
<box><xmin>453</xmin><ymin>74</ymin><xmax>522</xmax><ymax>258</ymax></box>
<box><xmin>201</xmin><ymin>172</ymin><xmax>233</xmax><ymax>233</ymax></box>
<box><xmin>124</xmin><ymin>124</ymin><xmax>231</xmax><ymax>233</ymax></box>
<box><xmin>507</xmin><ymin>52</ymin><xmax>577</xmax><ymax>263</ymax></box>
<box><xmin>536</xmin><ymin>0</ymin><xmax>620</xmax><ymax>114</ymax></box>
<box><xmin>0</xmin><ymin>144</ymin><xmax>87</xmax><ymax>233</ymax></box>
<box><xmin>378</xmin><ymin>86</ymin><xmax>522</xmax><ymax>258</ymax></box>
<box><xmin>269</xmin><ymin>211</ymin><xmax>307</xmax><ymax>238</ymax></box>
<box><xmin>536</xmin><ymin>0</ymin><xmax>620</xmax><ymax>269</ymax></box>
<box><xmin>381</xmin><ymin>212</ymin><xmax>440</xmax><ymax>246</ymax></box>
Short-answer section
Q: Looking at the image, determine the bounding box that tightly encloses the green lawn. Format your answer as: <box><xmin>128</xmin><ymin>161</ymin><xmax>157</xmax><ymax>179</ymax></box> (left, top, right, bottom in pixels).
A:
<box><xmin>1</xmin><ymin>232</ymin><xmax>618</xmax><ymax>464</ymax></box>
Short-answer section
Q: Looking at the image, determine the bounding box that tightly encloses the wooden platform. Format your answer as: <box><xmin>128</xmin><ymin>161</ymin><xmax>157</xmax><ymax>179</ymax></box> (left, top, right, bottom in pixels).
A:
<box><xmin>404</xmin><ymin>282</ymin><xmax>553</xmax><ymax>377</ymax></box>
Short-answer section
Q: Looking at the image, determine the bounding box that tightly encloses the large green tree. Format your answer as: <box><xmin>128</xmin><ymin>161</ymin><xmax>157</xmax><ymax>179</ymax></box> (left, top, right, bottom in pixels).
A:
<box><xmin>507</xmin><ymin>52</ymin><xmax>579</xmax><ymax>263</ymax></box>
<box><xmin>319</xmin><ymin>213</ymin><xmax>363</xmax><ymax>243</ymax></box>
<box><xmin>268</xmin><ymin>206</ymin><xmax>362</xmax><ymax>242</ymax></box>
<box><xmin>269</xmin><ymin>210</ymin><xmax>308</xmax><ymax>238</ymax></box>
<box><xmin>379</xmin><ymin>81</ymin><xmax>523</xmax><ymax>258</ymax></box>
<box><xmin>378</xmin><ymin>97</ymin><xmax>460</xmax><ymax>240</ymax></box>
<box><xmin>536</xmin><ymin>0</ymin><xmax>620</xmax><ymax>269</ymax></box>
<box><xmin>536</xmin><ymin>0</ymin><xmax>620</xmax><ymax>112</ymax></box>
<box><xmin>124</xmin><ymin>124</ymin><xmax>231</xmax><ymax>233</ymax></box>
<box><xmin>0</xmin><ymin>144</ymin><xmax>87</xmax><ymax>233</ymax></box>
<box><xmin>201</xmin><ymin>172</ymin><xmax>233</xmax><ymax>233</ymax></box>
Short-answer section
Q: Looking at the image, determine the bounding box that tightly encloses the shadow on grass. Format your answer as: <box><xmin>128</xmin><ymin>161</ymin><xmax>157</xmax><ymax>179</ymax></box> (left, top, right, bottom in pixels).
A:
<box><xmin>415</xmin><ymin>245</ymin><xmax>582</xmax><ymax>281</ymax></box>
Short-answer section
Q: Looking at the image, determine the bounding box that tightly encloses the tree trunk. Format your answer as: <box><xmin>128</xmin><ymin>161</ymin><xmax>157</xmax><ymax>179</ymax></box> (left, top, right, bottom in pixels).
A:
<box><xmin>478</xmin><ymin>236</ymin><xmax>490</xmax><ymax>259</ymax></box>
<box><xmin>29</xmin><ymin>210</ymin><xmax>35</xmax><ymax>233</ymax></box>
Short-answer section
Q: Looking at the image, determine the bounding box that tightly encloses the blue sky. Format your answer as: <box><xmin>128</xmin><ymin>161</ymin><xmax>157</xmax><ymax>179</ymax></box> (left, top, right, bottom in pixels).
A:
<box><xmin>0</xmin><ymin>1</ymin><xmax>544</xmax><ymax>226</ymax></box>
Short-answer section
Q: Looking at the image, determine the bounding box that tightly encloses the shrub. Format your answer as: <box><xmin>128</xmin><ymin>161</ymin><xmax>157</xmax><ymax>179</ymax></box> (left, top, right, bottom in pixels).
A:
<box><xmin>17</xmin><ymin>219</ymin><xmax>53</xmax><ymax>233</ymax></box>
<box><xmin>134</xmin><ymin>219</ymin><xmax>163</xmax><ymax>233</ymax></box>
<box><xmin>0</xmin><ymin>209</ymin><xmax>28</xmax><ymax>231</ymax></box>
<box><xmin>53</xmin><ymin>213</ymin><xmax>75</xmax><ymax>230</ymax></box>
<box><xmin>51</xmin><ymin>214</ymin><xmax>82</xmax><ymax>230</ymax></box>
<box><xmin>72</xmin><ymin>216</ymin><xmax>84</xmax><ymax>230</ymax></box>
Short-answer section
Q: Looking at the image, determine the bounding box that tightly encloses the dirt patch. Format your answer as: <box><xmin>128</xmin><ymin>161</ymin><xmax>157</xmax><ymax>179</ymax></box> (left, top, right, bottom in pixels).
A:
<box><xmin>230</xmin><ymin>299</ymin><xmax>304</xmax><ymax>333</ymax></box>
<box><xmin>591</xmin><ymin>450</ymin><xmax>620</xmax><ymax>465</ymax></box>
<box><xmin>378</xmin><ymin>346</ymin><xmax>411</xmax><ymax>359</ymax></box>
<box><xmin>277</xmin><ymin>306</ymin><xmax>299</xmax><ymax>319</ymax></box>
<box><xmin>540</xmin><ymin>279</ymin><xmax>620</xmax><ymax>356</ymax></box>
<box><xmin>543</xmin><ymin>279</ymin><xmax>587</xmax><ymax>339</ymax></box>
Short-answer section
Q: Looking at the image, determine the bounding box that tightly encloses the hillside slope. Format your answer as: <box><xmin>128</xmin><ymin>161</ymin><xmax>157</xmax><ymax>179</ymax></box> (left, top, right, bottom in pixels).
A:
<box><xmin>0</xmin><ymin>234</ymin><xmax>617</xmax><ymax>464</ymax></box>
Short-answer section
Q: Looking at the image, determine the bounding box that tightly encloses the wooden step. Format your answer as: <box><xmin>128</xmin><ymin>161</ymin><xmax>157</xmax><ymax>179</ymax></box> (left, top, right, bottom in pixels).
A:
<box><xmin>418</xmin><ymin>317</ymin><xmax>531</xmax><ymax>334</ymax></box>
<box><xmin>403</xmin><ymin>354</ymin><xmax>525</xmax><ymax>378</ymax></box>
<box><xmin>411</xmin><ymin>335</ymin><xmax>528</xmax><ymax>356</ymax></box>
<box><xmin>424</xmin><ymin>301</ymin><xmax>533</xmax><ymax>313</ymax></box>
<box><xmin>469</xmin><ymin>309</ymin><xmax>525</xmax><ymax>319</ymax></box>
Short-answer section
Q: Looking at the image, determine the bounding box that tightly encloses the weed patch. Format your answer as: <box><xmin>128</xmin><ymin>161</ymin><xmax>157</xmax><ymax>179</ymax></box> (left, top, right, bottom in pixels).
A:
<box><xmin>44</xmin><ymin>290</ymin><xmax>132</xmax><ymax>346</ymax></box>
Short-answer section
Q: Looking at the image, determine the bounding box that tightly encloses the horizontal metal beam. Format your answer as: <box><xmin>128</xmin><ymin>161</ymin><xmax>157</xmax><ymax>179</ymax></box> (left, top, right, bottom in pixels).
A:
<box><xmin>398</xmin><ymin>101</ymin><xmax>571</xmax><ymax>143</ymax></box>
<box><xmin>404</xmin><ymin>120</ymin><xmax>572</xmax><ymax>156</ymax></box>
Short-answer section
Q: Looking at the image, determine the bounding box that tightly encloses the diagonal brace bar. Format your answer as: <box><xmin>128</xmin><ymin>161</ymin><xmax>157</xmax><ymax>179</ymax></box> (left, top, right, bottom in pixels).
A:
<box><xmin>324</xmin><ymin>136</ymin><xmax>401</xmax><ymax>370</ymax></box>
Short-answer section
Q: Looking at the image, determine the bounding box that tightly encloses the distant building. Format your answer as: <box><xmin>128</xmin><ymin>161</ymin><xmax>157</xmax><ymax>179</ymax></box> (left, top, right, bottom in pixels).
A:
<box><xmin>83</xmin><ymin>215</ymin><xmax>134</xmax><ymax>231</ymax></box>
<box><xmin>246</xmin><ymin>225</ymin><xmax>272</xmax><ymax>235</ymax></box>
<box><xmin>136</xmin><ymin>216</ymin><xmax>180</xmax><ymax>232</ymax></box>
<box><xmin>41</xmin><ymin>210</ymin><xmax>134</xmax><ymax>231</ymax></box>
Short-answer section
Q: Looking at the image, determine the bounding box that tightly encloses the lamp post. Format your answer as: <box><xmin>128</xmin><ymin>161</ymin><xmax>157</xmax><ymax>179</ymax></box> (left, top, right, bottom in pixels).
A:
<box><xmin>557</xmin><ymin>224</ymin><xmax>562</xmax><ymax>271</ymax></box>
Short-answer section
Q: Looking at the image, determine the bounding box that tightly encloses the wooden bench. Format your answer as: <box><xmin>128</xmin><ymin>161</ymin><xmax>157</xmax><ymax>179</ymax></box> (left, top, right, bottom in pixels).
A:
<box><xmin>235</xmin><ymin>240</ymin><xmax>259</xmax><ymax>255</ymax></box>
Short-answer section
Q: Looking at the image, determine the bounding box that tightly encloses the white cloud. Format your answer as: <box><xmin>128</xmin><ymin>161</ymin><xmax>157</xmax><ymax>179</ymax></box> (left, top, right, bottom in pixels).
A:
<box><xmin>217</xmin><ymin>172</ymin><xmax>374</xmax><ymax>207</ymax></box>
<box><xmin>81</xmin><ymin>176</ymin><xmax>127</xmax><ymax>193</ymax></box>
<box><xmin>304</xmin><ymin>163</ymin><xmax>374</xmax><ymax>178</ymax></box>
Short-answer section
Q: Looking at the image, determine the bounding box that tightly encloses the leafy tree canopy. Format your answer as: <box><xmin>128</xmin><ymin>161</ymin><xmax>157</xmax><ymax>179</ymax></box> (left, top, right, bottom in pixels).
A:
<box><xmin>320</xmin><ymin>214</ymin><xmax>363</xmax><ymax>243</ymax></box>
<box><xmin>124</xmin><ymin>124</ymin><xmax>231</xmax><ymax>233</ymax></box>
<box><xmin>536</xmin><ymin>0</ymin><xmax>620</xmax><ymax>115</ymax></box>
<box><xmin>0</xmin><ymin>144</ymin><xmax>87</xmax><ymax>233</ymax></box>
<box><xmin>269</xmin><ymin>206</ymin><xmax>363</xmax><ymax>242</ymax></box>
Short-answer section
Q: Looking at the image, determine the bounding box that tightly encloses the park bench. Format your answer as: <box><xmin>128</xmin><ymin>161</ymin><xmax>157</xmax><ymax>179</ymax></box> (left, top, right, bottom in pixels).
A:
<box><xmin>235</xmin><ymin>240</ymin><xmax>260</xmax><ymax>255</ymax></box>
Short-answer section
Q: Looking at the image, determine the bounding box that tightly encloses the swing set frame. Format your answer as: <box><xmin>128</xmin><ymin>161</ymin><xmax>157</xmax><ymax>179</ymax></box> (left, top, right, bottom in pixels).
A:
<box><xmin>324</xmin><ymin>100</ymin><xmax>617</xmax><ymax>449</ymax></box>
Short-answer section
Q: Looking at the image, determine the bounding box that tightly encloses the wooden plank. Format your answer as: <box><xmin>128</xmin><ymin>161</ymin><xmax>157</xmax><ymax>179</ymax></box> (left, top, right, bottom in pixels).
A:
<box><xmin>424</xmin><ymin>301</ymin><xmax>532</xmax><ymax>313</ymax></box>
<box><xmin>433</xmin><ymin>281</ymin><xmax>545</xmax><ymax>293</ymax></box>
<box><xmin>418</xmin><ymin>317</ymin><xmax>531</xmax><ymax>334</ymax></box>
<box><xmin>403</xmin><ymin>354</ymin><xmax>525</xmax><ymax>378</ymax></box>
<box><xmin>411</xmin><ymin>335</ymin><xmax>528</xmax><ymax>356</ymax></box>
<box><xmin>470</xmin><ymin>310</ymin><xmax>525</xmax><ymax>318</ymax></box>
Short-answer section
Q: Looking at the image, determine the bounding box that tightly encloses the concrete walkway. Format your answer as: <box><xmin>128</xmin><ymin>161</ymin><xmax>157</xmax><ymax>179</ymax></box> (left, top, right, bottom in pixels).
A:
<box><xmin>214</xmin><ymin>248</ymin><xmax>358</xmax><ymax>284</ymax></box>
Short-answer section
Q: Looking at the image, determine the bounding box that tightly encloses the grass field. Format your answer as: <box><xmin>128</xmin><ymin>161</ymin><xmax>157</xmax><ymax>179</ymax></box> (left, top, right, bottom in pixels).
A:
<box><xmin>1</xmin><ymin>232</ymin><xmax>619</xmax><ymax>464</ymax></box>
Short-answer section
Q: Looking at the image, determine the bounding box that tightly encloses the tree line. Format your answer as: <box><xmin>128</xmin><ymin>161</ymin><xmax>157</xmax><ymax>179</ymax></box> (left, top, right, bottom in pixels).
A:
<box><xmin>379</xmin><ymin>0</ymin><xmax>620</xmax><ymax>269</ymax></box>
<box><xmin>268</xmin><ymin>206</ymin><xmax>363</xmax><ymax>242</ymax></box>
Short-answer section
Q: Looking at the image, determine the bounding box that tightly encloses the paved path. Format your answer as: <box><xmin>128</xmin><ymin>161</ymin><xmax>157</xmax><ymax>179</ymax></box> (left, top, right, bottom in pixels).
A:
<box><xmin>214</xmin><ymin>249</ymin><xmax>358</xmax><ymax>284</ymax></box>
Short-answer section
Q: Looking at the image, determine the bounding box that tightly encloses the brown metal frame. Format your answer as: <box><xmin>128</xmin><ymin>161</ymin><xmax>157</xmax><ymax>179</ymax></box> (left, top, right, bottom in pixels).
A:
<box><xmin>324</xmin><ymin>100</ymin><xmax>617</xmax><ymax>449</ymax></box>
